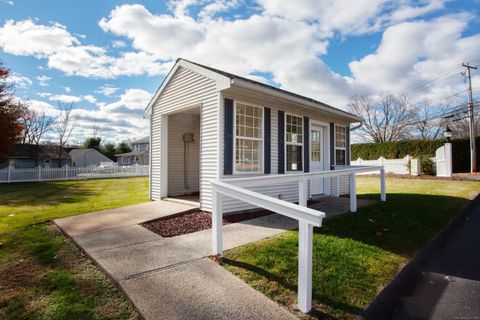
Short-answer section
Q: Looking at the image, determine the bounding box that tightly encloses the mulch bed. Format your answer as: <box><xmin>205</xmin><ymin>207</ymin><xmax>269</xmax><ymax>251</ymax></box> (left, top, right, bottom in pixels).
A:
<box><xmin>143</xmin><ymin>209</ymin><xmax>272</xmax><ymax>237</ymax></box>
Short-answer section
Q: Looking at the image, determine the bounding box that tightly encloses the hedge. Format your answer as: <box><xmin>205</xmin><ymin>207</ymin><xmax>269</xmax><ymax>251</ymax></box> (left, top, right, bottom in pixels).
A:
<box><xmin>351</xmin><ymin>137</ymin><xmax>480</xmax><ymax>173</ymax></box>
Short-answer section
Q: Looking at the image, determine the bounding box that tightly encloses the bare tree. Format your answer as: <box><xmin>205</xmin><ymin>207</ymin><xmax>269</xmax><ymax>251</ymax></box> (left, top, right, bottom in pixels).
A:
<box><xmin>20</xmin><ymin>105</ymin><xmax>54</xmax><ymax>145</ymax></box>
<box><xmin>349</xmin><ymin>92</ymin><xmax>418</xmax><ymax>142</ymax></box>
<box><xmin>53</xmin><ymin>102</ymin><xmax>79</xmax><ymax>167</ymax></box>
<box><xmin>414</xmin><ymin>101</ymin><xmax>450</xmax><ymax>140</ymax></box>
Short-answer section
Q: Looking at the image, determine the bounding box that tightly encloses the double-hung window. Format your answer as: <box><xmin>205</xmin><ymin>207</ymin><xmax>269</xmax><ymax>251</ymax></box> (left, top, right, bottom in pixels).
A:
<box><xmin>286</xmin><ymin>114</ymin><xmax>303</xmax><ymax>171</ymax></box>
<box><xmin>235</xmin><ymin>102</ymin><xmax>263</xmax><ymax>173</ymax></box>
<box><xmin>335</xmin><ymin>125</ymin><xmax>346</xmax><ymax>165</ymax></box>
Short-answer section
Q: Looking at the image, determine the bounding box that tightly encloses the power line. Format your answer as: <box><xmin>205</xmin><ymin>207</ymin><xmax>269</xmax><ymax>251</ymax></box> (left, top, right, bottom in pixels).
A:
<box><xmin>404</xmin><ymin>72</ymin><xmax>462</xmax><ymax>98</ymax></box>
<box><xmin>400</xmin><ymin>64</ymin><xmax>462</xmax><ymax>96</ymax></box>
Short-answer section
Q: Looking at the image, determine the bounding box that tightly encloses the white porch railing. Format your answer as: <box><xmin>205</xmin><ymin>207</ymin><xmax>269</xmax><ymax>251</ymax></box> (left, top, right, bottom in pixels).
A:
<box><xmin>210</xmin><ymin>165</ymin><xmax>386</xmax><ymax>313</ymax></box>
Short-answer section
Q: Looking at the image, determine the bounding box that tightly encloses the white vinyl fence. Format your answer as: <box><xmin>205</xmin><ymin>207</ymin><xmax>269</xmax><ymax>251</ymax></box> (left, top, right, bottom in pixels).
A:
<box><xmin>351</xmin><ymin>155</ymin><xmax>411</xmax><ymax>174</ymax></box>
<box><xmin>0</xmin><ymin>164</ymin><xmax>149</xmax><ymax>183</ymax></box>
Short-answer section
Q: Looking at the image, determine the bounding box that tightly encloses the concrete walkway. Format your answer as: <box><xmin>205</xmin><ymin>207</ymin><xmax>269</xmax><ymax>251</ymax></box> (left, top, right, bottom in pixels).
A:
<box><xmin>54</xmin><ymin>200</ymin><xmax>296</xmax><ymax>320</ymax></box>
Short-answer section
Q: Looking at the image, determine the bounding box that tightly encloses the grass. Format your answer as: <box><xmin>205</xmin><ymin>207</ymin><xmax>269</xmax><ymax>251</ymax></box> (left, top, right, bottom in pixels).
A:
<box><xmin>222</xmin><ymin>177</ymin><xmax>480</xmax><ymax>319</ymax></box>
<box><xmin>0</xmin><ymin>177</ymin><xmax>149</xmax><ymax>236</ymax></box>
<box><xmin>0</xmin><ymin>177</ymin><xmax>149</xmax><ymax>320</ymax></box>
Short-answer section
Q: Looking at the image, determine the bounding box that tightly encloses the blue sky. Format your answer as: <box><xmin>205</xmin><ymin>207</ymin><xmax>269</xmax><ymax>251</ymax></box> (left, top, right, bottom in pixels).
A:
<box><xmin>0</xmin><ymin>0</ymin><xmax>479</xmax><ymax>143</ymax></box>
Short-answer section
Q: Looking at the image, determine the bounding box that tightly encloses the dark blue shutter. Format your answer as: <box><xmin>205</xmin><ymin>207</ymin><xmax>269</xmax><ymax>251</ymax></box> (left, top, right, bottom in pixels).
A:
<box><xmin>278</xmin><ymin>111</ymin><xmax>285</xmax><ymax>174</ymax></box>
<box><xmin>346</xmin><ymin>125</ymin><xmax>350</xmax><ymax>165</ymax></box>
<box><xmin>264</xmin><ymin>107</ymin><xmax>271</xmax><ymax>174</ymax></box>
<box><xmin>303</xmin><ymin>116</ymin><xmax>310</xmax><ymax>173</ymax></box>
<box><xmin>224</xmin><ymin>98</ymin><xmax>234</xmax><ymax>175</ymax></box>
<box><xmin>330</xmin><ymin>123</ymin><xmax>335</xmax><ymax>169</ymax></box>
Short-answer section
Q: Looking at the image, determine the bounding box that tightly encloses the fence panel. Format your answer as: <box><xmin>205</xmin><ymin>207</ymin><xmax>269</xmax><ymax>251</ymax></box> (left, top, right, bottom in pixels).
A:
<box><xmin>0</xmin><ymin>165</ymin><xmax>149</xmax><ymax>183</ymax></box>
<box><xmin>351</xmin><ymin>155</ymin><xmax>410</xmax><ymax>174</ymax></box>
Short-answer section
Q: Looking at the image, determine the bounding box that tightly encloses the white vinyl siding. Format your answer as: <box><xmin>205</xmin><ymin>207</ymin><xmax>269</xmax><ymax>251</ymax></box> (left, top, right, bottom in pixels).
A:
<box><xmin>150</xmin><ymin>66</ymin><xmax>219</xmax><ymax>211</ymax></box>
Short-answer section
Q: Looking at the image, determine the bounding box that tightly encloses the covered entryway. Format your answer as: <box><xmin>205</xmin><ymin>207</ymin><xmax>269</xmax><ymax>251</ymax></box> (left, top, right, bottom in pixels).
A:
<box><xmin>309</xmin><ymin>123</ymin><xmax>329</xmax><ymax>196</ymax></box>
<box><xmin>166</xmin><ymin>107</ymin><xmax>201</xmax><ymax>203</ymax></box>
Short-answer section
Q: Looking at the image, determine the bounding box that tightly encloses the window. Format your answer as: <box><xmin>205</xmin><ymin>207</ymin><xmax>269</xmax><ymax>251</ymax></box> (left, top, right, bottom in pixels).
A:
<box><xmin>235</xmin><ymin>102</ymin><xmax>263</xmax><ymax>173</ymax></box>
<box><xmin>122</xmin><ymin>156</ymin><xmax>129</xmax><ymax>165</ymax></box>
<box><xmin>311</xmin><ymin>130</ymin><xmax>321</xmax><ymax>162</ymax></box>
<box><xmin>335</xmin><ymin>125</ymin><xmax>346</xmax><ymax>165</ymax></box>
<box><xmin>286</xmin><ymin>114</ymin><xmax>303</xmax><ymax>171</ymax></box>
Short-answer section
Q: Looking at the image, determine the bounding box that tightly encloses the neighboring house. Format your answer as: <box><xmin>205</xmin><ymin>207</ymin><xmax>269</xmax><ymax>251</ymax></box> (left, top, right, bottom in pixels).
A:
<box><xmin>69</xmin><ymin>148</ymin><xmax>113</xmax><ymax>167</ymax></box>
<box><xmin>115</xmin><ymin>136</ymin><xmax>150</xmax><ymax>166</ymax></box>
<box><xmin>145</xmin><ymin>59</ymin><xmax>361</xmax><ymax>212</ymax></box>
<box><xmin>0</xmin><ymin>144</ymin><xmax>71</xmax><ymax>169</ymax></box>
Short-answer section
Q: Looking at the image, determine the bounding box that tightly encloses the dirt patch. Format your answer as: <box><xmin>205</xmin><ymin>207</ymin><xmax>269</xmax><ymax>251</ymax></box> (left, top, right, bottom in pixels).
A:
<box><xmin>143</xmin><ymin>209</ymin><xmax>272</xmax><ymax>237</ymax></box>
<box><xmin>0</xmin><ymin>258</ymin><xmax>47</xmax><ymax>289</ymax></box>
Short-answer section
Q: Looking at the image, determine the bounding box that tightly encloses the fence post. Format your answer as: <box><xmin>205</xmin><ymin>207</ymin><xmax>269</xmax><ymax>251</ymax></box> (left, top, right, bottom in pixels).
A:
<box><xmin>444</xmin><ymin>142</ymin><xmax>452</xmax><ymax>177</ymax></box>
<box><xmin>212</xmin><ymin>189</ymin><xmax>223</xmax><ymax>256</ymax></box>
<box><xmin>38</xmin><ymin>166</ymin><xmax>41</xmax><ymax>181</ymax></box>
<box><xmin>7</xmin><ymin>164</ymin><xmax>11</xmax><ymax>183</ymax></box>
<box><xmin>349</xmin><ymin>173</ymin><xmax>357</xmax><ymax>212</ymax></box>
<box><xmin>380</xmin><ymin>168</ymin><xmax>386</xmax><ymax>201</ymax></box>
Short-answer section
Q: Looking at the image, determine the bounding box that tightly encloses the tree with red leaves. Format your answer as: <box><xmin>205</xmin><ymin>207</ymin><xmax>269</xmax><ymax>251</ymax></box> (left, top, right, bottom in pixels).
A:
<box><xmin>0</xmin><ymin>61</ymin><xmax>27</xmax><ymax>158</ymax></box>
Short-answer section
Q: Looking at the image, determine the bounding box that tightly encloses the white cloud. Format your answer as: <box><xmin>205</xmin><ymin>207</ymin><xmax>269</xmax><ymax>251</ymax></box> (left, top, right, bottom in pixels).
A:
<box><xmin>97</xmin><ymin>84</ymin><xmax>119</xmax><ymax>96</ymax></box>
<box><xmin>0</xmin><ymin>19</ymin><xmax>169</xmax><ymax>79</ymax></box>
<box><xmin>23</xmin><ymin>89</ymin><xmax>151</xmax><ymax>143</ymax></box>
<box><xmin>112</xmin><ymin>39</ymin><xmax>126</xmax><ymax>48</ymax></box>
<box><xmin>9</xmin><ymin>73</ymin><xmax>32</xmax><ymax>88</ymax></box>
<box><xmin>63</xmin><ymin>86</ymin><xmax>71</xmax><ymax>93</ymax></box>
<box><xmin>348</xmin><ymin>14</ymin><xmax>480</xmax><ymax>102</ymax></box>
<box><xmin>97</xmin><ymin>2</ymin><xmax>478</xmax><ymax>108</ymax></box>
<box><xmin>2</xmin><ymin>1</ymin><xmax>478</xmax><ymax>112</ymax></box>
<box><xmin>25</xmin><ymin>99</ymin><xmax>59</xmax><ymax>117</ymax></box>
<box><xmin>3</xmin><ymin>1</ymin><xmax>14</xmax><ymax>6</ymax></box>
<box><xmin>36</xmin><ymin>75</ymin><xmax>51</xmax><ymax>86</ymax></box>
<box><xmin>0</xmin><ymin>19</ymin><xmax>78</xmax><ymax>57</ymax></box>
<box><xmin>82</xmin><ymin>95</ymin><xmax>97</xmax><ymax>104</ymax></box>
<box><xmin>49</xmin><ymin>94</ymin><xmax>82</xmax><ymax>103</ymax></box>
<box><xmin>37</xmin><ymin>92</ymin><xmax>51</xmax><ymax>98</ymax></box>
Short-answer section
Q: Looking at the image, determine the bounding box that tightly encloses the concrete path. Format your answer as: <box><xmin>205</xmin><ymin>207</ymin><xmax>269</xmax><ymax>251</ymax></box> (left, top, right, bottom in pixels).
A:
<box><xmin>54</xmin><ymin>201</ymin><xmax>296</xmax><ymax>320</ymax></box>
<box><xmin>361</xmin><ymin>194</ymin><xmax>480</xmax><ymax>320</ymax></box>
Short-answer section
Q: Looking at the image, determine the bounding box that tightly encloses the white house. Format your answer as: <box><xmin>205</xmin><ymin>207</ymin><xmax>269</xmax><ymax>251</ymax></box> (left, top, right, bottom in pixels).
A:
<box><xmin>145</xmin><ymin>59</ymin><xmax>362</xmax><ymax>213</ymax></box>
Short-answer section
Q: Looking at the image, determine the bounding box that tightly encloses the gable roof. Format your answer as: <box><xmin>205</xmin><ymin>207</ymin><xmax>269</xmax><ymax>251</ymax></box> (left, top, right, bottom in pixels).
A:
<box><xmin>69</xmin><ymin>148</ymin><xmax>112</xmax><ymax>162</ymax></box>
<box><xmin>145</xmin><ymin>58</ymin><xmax>361</xmax><ymax>122</ymax></box>
<box><xmin>6</xmin><ymin>144</ymin><xmax>71</xmax><ymax>160</ymax></box>
<box><xmin>132</xmin><ymin>136</ymin><xmax>149</xmax><ymax>144</ymax></box>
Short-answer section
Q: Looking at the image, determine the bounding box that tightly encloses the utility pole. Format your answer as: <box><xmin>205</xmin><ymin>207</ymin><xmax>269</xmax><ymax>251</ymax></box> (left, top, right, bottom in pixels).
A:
<box><xmin>462</xmin><ymin>63</ymin><xmax>477</xmax><ymax>173</ymax></box>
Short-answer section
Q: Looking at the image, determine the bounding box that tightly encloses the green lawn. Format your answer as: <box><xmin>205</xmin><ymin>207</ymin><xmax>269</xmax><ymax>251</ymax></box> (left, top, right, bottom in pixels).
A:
<box><xmin>222</xmin><ymin>177</ymin><xmax>480</xmax><ymax>319</ymax></box>
<box><xmin>0</xmin><ymin>177</ymin><xmax>149</xmax><ymax>320</ymax></box>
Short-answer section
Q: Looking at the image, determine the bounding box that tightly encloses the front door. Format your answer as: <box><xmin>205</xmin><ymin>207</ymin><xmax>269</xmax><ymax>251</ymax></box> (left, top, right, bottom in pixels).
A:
<box><xmin>310</xmin><ymin>125</ymin><xmax>325</xmax><ymax>195</ymax></box>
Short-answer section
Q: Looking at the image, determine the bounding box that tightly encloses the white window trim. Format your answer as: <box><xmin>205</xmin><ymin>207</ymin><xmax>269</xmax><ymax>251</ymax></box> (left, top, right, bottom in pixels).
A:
<box><xmin>233</xmin><ymin>100</ymin><xmax>265</xmax><ymax>175</ymax></box>
<box><xmin>334</xmin><ymin>124</ymin><xmax>347</xmax><ymax>166</ymax></box>
<box><xmin>285</xmin><ymin>112</ymin><xmax>304</xmax><ymax>173</ymax></box>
